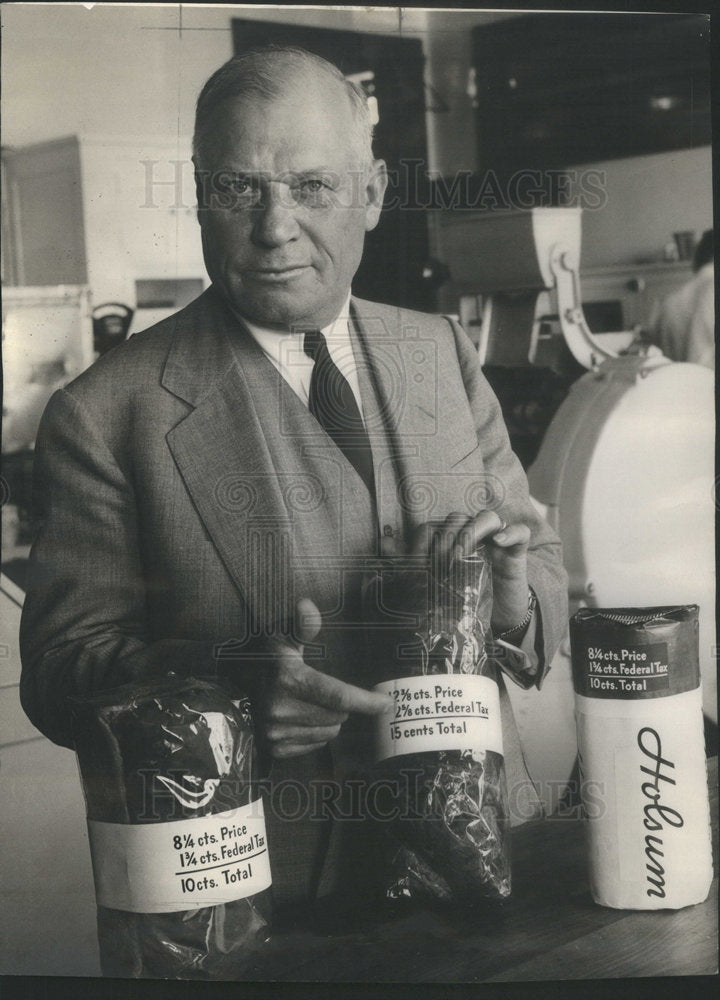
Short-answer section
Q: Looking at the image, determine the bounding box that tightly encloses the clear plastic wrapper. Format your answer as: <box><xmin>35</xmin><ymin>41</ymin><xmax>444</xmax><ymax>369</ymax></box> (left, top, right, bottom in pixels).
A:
<box><xmin>72</xmin><ymin>677</ymin><xmax>271</xmax><ymax>979</ymax></box>
<box><xmin>368</xmin><ymin>549</ymin><xmax>511</xmax><ymax>904</ymax></box>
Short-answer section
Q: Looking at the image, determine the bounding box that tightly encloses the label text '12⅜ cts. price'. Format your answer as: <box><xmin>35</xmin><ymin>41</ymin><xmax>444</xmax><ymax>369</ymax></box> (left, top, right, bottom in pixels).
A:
<box><xmin>373</xmin><ymin>674</ymin><xmax>503</xmax><ymax>762</ymax></box>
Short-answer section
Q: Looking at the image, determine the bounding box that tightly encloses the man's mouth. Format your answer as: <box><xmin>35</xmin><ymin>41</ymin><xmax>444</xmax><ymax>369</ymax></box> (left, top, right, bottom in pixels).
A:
<box><xmin>246</xmin><ymin>265</ymin><xmax>310</xmax><ymax>282</ymax></box>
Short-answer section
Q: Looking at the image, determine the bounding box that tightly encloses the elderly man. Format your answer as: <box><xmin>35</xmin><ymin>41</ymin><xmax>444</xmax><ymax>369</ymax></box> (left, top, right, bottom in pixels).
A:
<box><xmin>20</xmin><ymin>47</ymin><xmax>568</xmax><ymax>908</ymax></box>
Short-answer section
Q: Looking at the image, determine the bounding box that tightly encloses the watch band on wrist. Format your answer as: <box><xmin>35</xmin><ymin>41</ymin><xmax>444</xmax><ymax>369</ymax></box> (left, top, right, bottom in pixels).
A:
<box><xmin>496</xmin><ymin>588</ymin><xmax>537</xmax><ymax>641</ymax></box>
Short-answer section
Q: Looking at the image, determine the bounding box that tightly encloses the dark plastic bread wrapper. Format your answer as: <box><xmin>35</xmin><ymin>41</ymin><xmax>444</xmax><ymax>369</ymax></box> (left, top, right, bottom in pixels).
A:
<box><xmin>72</xmin><ymin>677</ymin><xmax>271</xmax><ymax>979</ymax></box>
<box><xmin>367</xmin><ymin>550</ymin><xmax>511</xmax><ymax>904</ymax></box>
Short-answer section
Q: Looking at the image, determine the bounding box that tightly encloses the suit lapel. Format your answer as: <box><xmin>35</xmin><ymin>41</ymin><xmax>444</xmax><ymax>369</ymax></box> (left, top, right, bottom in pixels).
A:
<box><xmin>347</xmin><ymin>302</ymin><xmax>402</xmax><ymax>541</ymax></box>
<box><xmin>163</xmin><ymin>289</ymin><xmax>377</xmax><ymax>625</ymax></box>
<box><xmin>165</xmin><ymin>327</ymin><xmax>293</xmax><ymax>627</ymax></box>
<box><xmin>350</xmin><ymin>297</ymin><xmax>480</xmax><ymax>544</ymax></box>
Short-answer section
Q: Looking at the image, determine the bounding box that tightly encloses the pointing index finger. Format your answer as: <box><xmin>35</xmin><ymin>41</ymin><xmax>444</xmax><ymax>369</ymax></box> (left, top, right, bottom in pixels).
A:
<box><xmin>294</xmin><ymin>663</ymin><xmax>395</xmax><ymax>717</ymax></box>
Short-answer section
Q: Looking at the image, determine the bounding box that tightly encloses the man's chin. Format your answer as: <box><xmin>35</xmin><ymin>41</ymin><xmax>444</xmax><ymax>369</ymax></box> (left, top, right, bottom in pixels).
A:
<box><xmin>223</xmin><ymin>283</ymin><xmax>342</xmax><ymax>330</ymax></box>
<box><xmin>238</xmin><ymin>296</ymin><xmax>306</xmax><ymax>329</ymax></box>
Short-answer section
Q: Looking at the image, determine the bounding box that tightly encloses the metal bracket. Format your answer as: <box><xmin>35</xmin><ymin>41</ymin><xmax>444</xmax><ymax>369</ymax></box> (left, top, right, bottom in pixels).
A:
<box><xmin>549</xmin><ymin>243</ymin><xmax>617</xmax><ymax>371</ymax></box>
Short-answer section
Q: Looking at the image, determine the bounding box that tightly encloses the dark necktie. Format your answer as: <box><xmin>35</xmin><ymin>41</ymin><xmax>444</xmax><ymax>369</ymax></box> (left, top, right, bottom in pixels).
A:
<box><xmin>303</xmin><ymin>330</ymin><xmax>375</xmax><ymax>495</ymax></box>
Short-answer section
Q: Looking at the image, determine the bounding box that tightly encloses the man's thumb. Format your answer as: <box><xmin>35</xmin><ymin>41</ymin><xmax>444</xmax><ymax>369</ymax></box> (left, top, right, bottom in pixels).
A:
<box><xmin>294</xmin><ymin>597</ymin><xmax>322</xmax><ymax>646</ymax></box>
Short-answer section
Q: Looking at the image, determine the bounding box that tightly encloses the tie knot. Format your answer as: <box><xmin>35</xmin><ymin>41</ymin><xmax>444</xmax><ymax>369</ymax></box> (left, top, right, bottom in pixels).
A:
<box><xmin>303</xmin><ymin>329</ymin><xmax>325</xmax><ymax>362</ymax></box>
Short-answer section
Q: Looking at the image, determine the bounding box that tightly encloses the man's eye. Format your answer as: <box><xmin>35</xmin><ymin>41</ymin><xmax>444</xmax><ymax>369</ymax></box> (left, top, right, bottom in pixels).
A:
<box><xmin>294</xmin><ymin>178</ymin><xmax>335</xmax><ymax>206</ymax></box>
<box><xmin>229</xmin><ymin>177</ymin><xmax>262</xmax><ymax>204</ymax></box>
<box><xmin>232</xmin><ymin>177</ymin><xmax>255</xmax><ymax>195</ymax></box>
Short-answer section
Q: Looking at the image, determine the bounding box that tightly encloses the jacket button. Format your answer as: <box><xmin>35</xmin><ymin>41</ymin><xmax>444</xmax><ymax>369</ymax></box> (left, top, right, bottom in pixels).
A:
<box><xmin>383</xmin><ymin>524</ymin><xmax>395</xmax><ymax>537</ymax></box>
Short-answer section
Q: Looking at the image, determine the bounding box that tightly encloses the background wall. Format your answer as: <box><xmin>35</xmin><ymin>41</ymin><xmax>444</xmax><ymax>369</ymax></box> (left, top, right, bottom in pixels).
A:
<box><xmin>575</xmin><ymin>147</ymin><xmax>713</xmax><ymax>268</ymax></box>
<box><xmin>1</xmin><ymin>4</ymin><xmax>430</xmax><ymax>147</ymax></box>
<box><xmin>420</xmin><ymin>10</ymin><xmax>712</xmax><ymax>269</ymax></box>
<box><xmin>2</xmin><ymin>3</ymin><xmax>712</xmax><ymax>285</ymax></box>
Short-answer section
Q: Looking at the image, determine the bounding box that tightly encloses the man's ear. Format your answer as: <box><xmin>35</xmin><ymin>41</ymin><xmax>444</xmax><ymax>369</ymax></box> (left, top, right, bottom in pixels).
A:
<box><xmin>192</xmin><ymin>156</ymin><xmax>206</xmax><ymax>216</ymax></box>
<box><xmin>364</xmin><ymin>158</ymin><xmax>388</xmax><ymax>232</ymax></box>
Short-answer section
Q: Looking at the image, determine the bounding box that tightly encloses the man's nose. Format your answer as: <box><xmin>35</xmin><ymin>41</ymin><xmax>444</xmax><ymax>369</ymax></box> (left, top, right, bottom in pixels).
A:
<box><xmin>251</xmin><ymin>184</ymin><xmax>300</xmax><ymax>247</ymax></box>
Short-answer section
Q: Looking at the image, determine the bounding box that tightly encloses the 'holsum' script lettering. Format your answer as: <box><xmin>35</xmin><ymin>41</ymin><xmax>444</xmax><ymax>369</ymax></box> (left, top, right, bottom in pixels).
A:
<box><xmin>637</xmin><ymin>727</ymin><xmax>684</xmax><ymax>898</ymax></box>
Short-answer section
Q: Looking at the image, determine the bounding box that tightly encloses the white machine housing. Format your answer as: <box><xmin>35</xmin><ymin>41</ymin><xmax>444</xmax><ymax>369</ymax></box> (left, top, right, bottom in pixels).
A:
<box><xmin>469</xmin><ymin>210</ymin><xmax>716</xmax><ymax>808</ymax></box>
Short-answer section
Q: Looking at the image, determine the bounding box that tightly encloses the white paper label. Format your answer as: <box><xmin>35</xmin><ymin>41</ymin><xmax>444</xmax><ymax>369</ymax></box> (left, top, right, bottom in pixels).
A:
<box><xmin>373</xmin><ymin>674</ymin><xmax>502</xmax><ymax>762</ymax></box>
<box><xmin>575</xmin><ymin>689</ymin><xmax>713</xmax><ymax>909</ymax></box>
<box><xmin>88</xmin><ymin>798</ymin><xmax>271</xmax><ymax>913</ymax></box>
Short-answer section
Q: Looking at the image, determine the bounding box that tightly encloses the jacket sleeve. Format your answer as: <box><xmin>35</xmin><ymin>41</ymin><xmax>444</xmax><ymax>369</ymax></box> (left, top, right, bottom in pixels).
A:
<box><xmin>446</xmin><ymin>317</ymin><xmax>569</xmax><ymax>686</ymax></box>
<box><xmin>19</xmin><ymin>388</ymin><xmax>224</xmax><ymax>749</ymax></box>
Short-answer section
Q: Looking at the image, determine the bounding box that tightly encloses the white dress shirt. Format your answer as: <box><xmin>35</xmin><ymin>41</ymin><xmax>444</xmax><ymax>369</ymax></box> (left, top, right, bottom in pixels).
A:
<box><xmin>242</xmin><ymin>294</ymin><xmax>366</xmax><ymax>422</ymax></box>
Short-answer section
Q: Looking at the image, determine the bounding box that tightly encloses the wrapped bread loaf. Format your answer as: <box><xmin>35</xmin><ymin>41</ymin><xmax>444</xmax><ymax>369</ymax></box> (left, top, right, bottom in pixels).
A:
<box><xmin>369</xmin><ymin>550</ymin><xmax>511</xmax><ymax>904</ymax></box>
<box><xmin>72</xmin><ymin>677</ymin><xmax>271</xmax><ymax>978</ymax></box>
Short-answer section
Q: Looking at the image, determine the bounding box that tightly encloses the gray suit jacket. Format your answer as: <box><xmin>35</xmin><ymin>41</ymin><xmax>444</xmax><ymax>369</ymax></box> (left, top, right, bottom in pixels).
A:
<box><xmin>20</xmin><ymin>286</ymin><xmax>568</xmax><ymax>901</ymax></box>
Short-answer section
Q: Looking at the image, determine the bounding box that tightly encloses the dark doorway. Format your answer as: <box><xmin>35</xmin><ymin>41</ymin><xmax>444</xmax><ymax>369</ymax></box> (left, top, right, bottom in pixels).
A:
<box><xmin>232</xmin><ymin>19</ymin><xmax>433</xmax><ymax>312</ymax></box>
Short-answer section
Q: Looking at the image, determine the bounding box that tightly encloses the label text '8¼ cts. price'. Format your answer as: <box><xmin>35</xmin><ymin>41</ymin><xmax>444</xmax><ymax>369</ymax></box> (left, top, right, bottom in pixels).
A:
<box><xmin>88</xmin><ymin>799</ymin><xmax>271</xmax><ymax>912</ymax></box>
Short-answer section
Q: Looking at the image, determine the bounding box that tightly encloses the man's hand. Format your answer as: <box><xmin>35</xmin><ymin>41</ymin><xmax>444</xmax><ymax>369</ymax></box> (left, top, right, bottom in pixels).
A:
<box><xmin>260</xmin><ymin>597</ymin><xmax>394</xmax><ymax>759</ymax></box>
<box><xmin>412</xmin><ymin>511</ymin><xmax>531</xmax><ymax>635</ymax></box>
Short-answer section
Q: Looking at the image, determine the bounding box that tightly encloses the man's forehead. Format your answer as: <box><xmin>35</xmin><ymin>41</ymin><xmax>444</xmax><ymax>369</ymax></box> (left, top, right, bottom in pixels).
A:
<box><xmin>210</xmin><ymin>85</ymin><xmax>360</xmax><ymax>170</ymax></box>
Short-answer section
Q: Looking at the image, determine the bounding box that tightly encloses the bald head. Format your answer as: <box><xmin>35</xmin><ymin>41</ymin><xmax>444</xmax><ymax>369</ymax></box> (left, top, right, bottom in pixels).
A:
<box><xmin>193</xmin><ymin>47</ymin><xmax>375</xmax><ymax>173</ymax></box>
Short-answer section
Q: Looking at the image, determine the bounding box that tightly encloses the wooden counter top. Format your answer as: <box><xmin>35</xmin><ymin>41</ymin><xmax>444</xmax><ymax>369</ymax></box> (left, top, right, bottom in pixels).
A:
<box><xmin>246</xmin><ymin>757</ymin><xmax>717</xmax><ymax>982</ymax></box>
